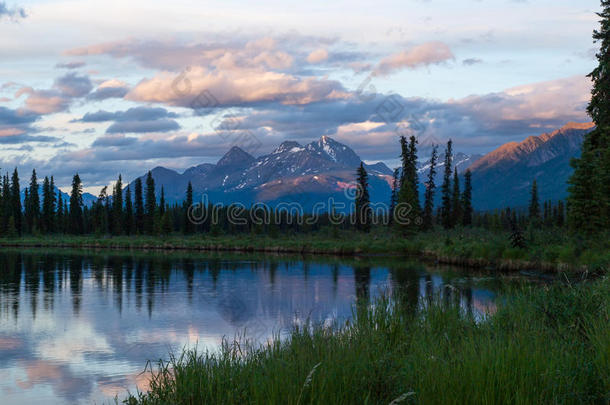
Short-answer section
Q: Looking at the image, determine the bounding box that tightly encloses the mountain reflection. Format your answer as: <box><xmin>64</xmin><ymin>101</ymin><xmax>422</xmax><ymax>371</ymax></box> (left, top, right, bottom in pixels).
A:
<box><xmin>0</xmin><ymin>250</ymin><xmax>508</xmax><ymax>405</ymax></box>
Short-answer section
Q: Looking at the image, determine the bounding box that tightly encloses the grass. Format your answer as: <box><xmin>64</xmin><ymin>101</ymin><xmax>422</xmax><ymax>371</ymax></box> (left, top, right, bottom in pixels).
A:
<box><xmin>122</xmin><ymin>276</ymin><xmax>609</xmax><ymax>404</ymax></box>
<box><xmin>1</xmin><ymin>227</ymin><xmax>608</xmax><ymax>272</ymax></box>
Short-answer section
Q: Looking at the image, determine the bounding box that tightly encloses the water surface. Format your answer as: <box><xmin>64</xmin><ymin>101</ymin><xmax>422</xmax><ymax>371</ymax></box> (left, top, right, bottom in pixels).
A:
<box><xmin>0</xmin><ymin>249</ymin><xmax>533</xmax><ymax>404</ymax></box>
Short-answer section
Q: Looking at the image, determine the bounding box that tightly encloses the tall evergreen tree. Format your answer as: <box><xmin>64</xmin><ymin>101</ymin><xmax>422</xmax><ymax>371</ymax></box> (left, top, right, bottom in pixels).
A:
<box><xmin>397</xmin><ymin>136</ymin><xmax>421</xmax><ymax>231</ymax></box>
<box><xmin>461</xmin><ymin>169</ymin><xmax>473</xmax><ymax>226</ymax></box>
<box><xmin>355</xmin><ymin>163</ymin><xmax>371</xmax><ymax>232</ymax></box>
<box><xmin>389</xmin><ymin>168</ymin><xmax>400</xmax><ymax>225</ymax></box>
<box><xmin>451</xmin><ymin>168</ymin><xmax>462</xmax><ymax>227</ymax></box>
<box><xmin>134</xmin><ymin>177</ymin><xmax>144</xmax><ymax>234</ymax></box>
<box><xmin>23</xmin><ymin>188</ymin><xmax>29</xmax><ymax>231</ymax></box>
<box><xmin>112</xmin><ymin>174</ymin><xmax>123</xmax><ymax>235</ymax></box>
<box><xmin>42</xmin><ymin>176</ymin><xmax>56</xmax><ymax>233</ymax></box>
<box><xmin>184</xmin><ymin>181</ymin><xmax>194</xmax><ymax>234</ymax></box>
<box><xmin>26</xmin><ymin>169</ymin><xmax>40</xmax><ymax>233</ymax></box>
<box><xmin>95</xmin><ymin>186</ymin><xmax>109</xmax><ymax>234</ymax></box>
<box><xmin>529</xmin><ymin>179</ymin><xmax>540</xmax><ymax>221</ymax></box>
<box><xmin>69</xmin><ymin>174</ymin><xmax>84</xmax><ymax>234</ymax></box>
<box><xmin>422</xmin><ymin>145</ymin><xmax>438</xmax><ymax>230</ymax></box>
<box><xmin>56</xmin><ymin>194</ymin><xmax>64</xmax><ymax>234</ymax></box>
<box><xmin>124</xmin><ymin>185</ymin><xmax>134</xmax><ymax>235</ymax></box>
<box><xmin>159</xmin><ymin>186</ymin><xmax>166</xmax><ymax>216</ymax></box>
<box><xmin>10</xmin><ymin>169</ymin><xmax>21</xmax><ymax>235</ymax></box>
<box><xmin>144</xmin><ymin>171</ymin><xmax>156</xmax><ymax>234</ymax></box>
<box><xmin>440</xmin><ymin>140</ymin><xmax>453</xmax><ymax>229</ymax></box>
<box><xmin>2</xmin><ymin>174</ymin><xmax>10</xmax><ymax>233</ymax></box>
<box><xmin>567</xmin><ymin>0</ymin><xmax>610</xmax><ymax>232</ymax></box>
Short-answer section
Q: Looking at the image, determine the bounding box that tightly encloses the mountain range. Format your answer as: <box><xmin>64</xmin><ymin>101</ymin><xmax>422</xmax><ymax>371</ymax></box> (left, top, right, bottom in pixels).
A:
<box><xmin>129</xmin><ymin>136</ymin><xmax>394</xmax><ymax>212</ymax></box>
<box><xmin>127</xmin><ymin>122</ymin><xmax>594</xmax><ymax>212</ymax></box>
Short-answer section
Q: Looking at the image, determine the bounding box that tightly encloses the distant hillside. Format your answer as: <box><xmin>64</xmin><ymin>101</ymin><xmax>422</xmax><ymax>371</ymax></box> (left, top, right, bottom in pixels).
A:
<box><xmin>468</xmin><ymin>122</ymin><xmax>594</xmax><ymax>210</ymax></box>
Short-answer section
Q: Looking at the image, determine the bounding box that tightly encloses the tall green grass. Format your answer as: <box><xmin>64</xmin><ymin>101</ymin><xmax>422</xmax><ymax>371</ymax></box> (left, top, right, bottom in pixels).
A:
<box><xmin>123</xmin><ymin>276</ymin><xmax>609</xmax><ymax>405</ymax></box>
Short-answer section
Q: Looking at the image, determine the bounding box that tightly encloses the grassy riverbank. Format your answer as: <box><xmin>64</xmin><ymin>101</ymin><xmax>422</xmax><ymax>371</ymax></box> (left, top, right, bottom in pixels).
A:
<box><xmin>123</xmin><ymin>276</ymin><xmax>609</xmax><ymax>404</ymax></box>
<box><xmin>1</xmin><ymin>227</ymin><xmax>608</xmax><ymax>272</ymax></box>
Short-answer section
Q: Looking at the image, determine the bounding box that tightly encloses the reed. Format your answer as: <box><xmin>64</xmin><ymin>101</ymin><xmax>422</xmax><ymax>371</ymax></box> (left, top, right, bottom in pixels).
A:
<box><xmin>123</xmin><ymin>276</ymin><xmax>609</xmax><ymax>404</ymax></box>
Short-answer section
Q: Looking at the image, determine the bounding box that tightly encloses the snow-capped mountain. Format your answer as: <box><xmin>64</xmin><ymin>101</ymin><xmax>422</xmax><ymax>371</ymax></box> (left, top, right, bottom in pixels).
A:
<box><xmin>126</xmin><ymin>122</ymin><xmax>592</xmax><ymax>212</ymax></box>
<box><xmin>128</xmin><ymin>136</ymin><xmax>393</xmax><ymax>211</ymax></box>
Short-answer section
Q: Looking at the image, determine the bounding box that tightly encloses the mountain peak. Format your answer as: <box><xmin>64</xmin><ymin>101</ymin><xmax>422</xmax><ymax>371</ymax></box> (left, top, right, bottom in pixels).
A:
<box><xmin>217</xmin><ymin>146</ymin><xmax>255</xmax><ymax>167</ymax></box>
<box><xmin>273</xmin><ymin>141</ymin><xmax>303</xmax><ymax>154</ymax></box>
<box><xmin>306</xmin><ymin>136</ymin><xmax>362</xmax><ymax>167</ymax></box>
<box><xmin>559</xmin><ymin>122</ymin><xmax>595</xmax><ymax>132</ymax></box>
<box><xmin>470</xmin><ymin>122</ymin><xmax>594</xmax><ymax>173</ymax></box>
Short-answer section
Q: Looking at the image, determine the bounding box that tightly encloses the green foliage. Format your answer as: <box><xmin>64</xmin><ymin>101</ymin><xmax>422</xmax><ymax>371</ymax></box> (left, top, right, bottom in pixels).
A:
<box><xmin>124</xmin><ymin>277</ymin><xmax>609</xmax><ymax>405</ymax></box>
<box><xmin>355</xmin><ymin>163</ymin><xmax>371</xmax><ymax>232</ymax></box>
<box><xmin>69</xmin><ymin>173</ymin><xmax>84</xmax><ymax>234</ymax></box>
<box><xmin>461</xmin><ymin>169</ymin><xmax>473</xmax><ymax>226</ymax></box>
<box><xmin>422</xmin><ymin>145</ymin><xmax>438</xmax><ymax>230</ymax></box>
<box><xmin>568</xmin><ymin>2</ymin><xmax>610</xmax><ymax>233</ymax></box>
<box><xmin>145</xmin><ymin>171</ymin><xmax>156</xmax><ymax>235</ymax></box>
<box><xmin>440</xmin><ymin>140</ymin><xmax>453</xmax><ymax>229</ymax></box>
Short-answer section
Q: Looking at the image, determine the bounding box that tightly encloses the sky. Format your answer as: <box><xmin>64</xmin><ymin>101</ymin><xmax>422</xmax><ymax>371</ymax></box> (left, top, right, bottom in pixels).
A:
<box><xmin>0</xmin><ymin>0</ymin><xmax>601</xmax><ymax>193</ymax></box>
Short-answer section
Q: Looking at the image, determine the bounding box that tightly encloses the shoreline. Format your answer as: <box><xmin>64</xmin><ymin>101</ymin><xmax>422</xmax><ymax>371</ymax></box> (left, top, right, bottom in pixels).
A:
<box><xmin>0</xmin><ymin>234</ymin><xmax>597</xmax><ymax>273</ymax></box>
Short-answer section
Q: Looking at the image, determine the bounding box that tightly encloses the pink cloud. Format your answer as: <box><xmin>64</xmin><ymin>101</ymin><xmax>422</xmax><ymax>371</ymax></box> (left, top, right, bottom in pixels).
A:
<box><xmin>374</xmin><ymin>42</ymin><xmax>454</xmax><ymax>76</ymax></box>
<box><xmin>127</xmin><ymin>66</ymin><xmax>349</xmax><ymax>107</ymax></box>
<box><xmin>307</xmin><ymin>48</ymin><xmax>329</xmax><ymax>64</ymax></box>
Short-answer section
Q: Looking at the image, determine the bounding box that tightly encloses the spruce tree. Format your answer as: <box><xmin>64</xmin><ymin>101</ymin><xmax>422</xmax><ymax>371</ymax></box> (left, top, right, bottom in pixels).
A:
<box><xmin>56</xmin><ymin>194</ymin><xmax>64</xmax><ymax>234</ymax></box>
<box><xmin>422</xmin><ymin>145</ymin><xmax>438</xmax><ymax>230</ymax></box>
<box><xmin>389</xmin><ymin>168</ymin><xmax>399</xmax><ymax>225</ymax></box>
<box><xmin>124</xmin><ymin>185</ymin><xmax>134</xmax><ymax>235</ymax></box>
<box><xmin>440</xmin><ymin>140</ymin><xmax>453</xmax><ymax>229</ymax></box>
<box><xmin>96</xmin><ymin>186</ymin><xmax>109</xmax><ymax>234</ymax></box>
<box><xmin>23</xmin><ymin>188</ymin><xmax>29</xmax><ymax>232</ymax></box>
<box><xmin>184</xmin><ymin>181</ymin><xmax>194</xmax><ymax>234</ymax></box>
<box><xmin>144</xmin><ymin>171</ymin><xmax>156</xmax><ymax>234</ymax></box>
<box><xmin>134</xmin><ymin>177</ymin><xmax>144</xmax><ymax>234</ymax></box>
<box><xmin>397</xmin><ymin>136</ymin><xmax>421</xmax><ymax>231</ymax></box>
<box><xmin>451</xmin><ymin>168</ymin><xmax>462</xmax><ymax>227</ymax></box>
<box><xmin>2</xmin><ymin>174</ymin><xmax>10</xmax><ymax>233</ymax></box>
<box><xmin>10</xmin><ymin>169</ymin><xmax>21</xmax><ymax>235</ymax></box>
<box><xmin>42</xmin><ymin>176</ymin><xmax>55</xmax><ymax>234</ymax></box>
<box><xmin>567</xmin><ymin>0</ymin><xmax>610</xmax><ymax>233</ymax></box>
<box><xmin>26</xmin><ymin>169</ymin><xmax>40</xmax><ymax>233</ymax></box>
<box><xmin>159</xmin><ymin>187</ymin><xmax>166</xmax><ymax>216</ymax></box>
<box><xmin>112</xmin><ymin>174</ymin><xmax>123</xmax><ymax>235</ymax></box>
<box><xmin>461</xmin><ymin>169</ymin><xmax>473</xmax><ymax>226</ymax></box>
<box><xmin>355</xmin><ymin>162</ymin><xmax>371</xmax><ymax>232</ymax></box>
<box><xmin>529</xmin><ymin>179</ymin><xmax>540</xmax><ymax>221</ymax></box>
<box><xmin>69</xmin><ymin>174</ymin><xmax>84</xmax><ymax>234</ymax></box>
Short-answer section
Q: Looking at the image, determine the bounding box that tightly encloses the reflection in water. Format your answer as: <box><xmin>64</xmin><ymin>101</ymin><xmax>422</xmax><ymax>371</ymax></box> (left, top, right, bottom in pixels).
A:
<box><xmin>0</xmin><ymin>250</ymin><xmax>517</xmax><ymax>405</ymax></box>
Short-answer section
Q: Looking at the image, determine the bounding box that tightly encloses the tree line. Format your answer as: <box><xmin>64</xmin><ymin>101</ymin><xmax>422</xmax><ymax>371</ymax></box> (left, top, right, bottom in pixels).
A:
<box><xmin>0</xmin><ymin>135</ymin><xmax>581</xmax><ymax>239</ymax></box>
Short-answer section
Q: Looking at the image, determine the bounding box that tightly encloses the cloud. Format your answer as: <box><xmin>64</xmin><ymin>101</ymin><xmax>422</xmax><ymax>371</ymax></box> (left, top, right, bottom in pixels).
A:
<box><xmin>0</xmin><ymin>2</ymin><xmax>26</xmax><ymax>20</ymax></box>
<box><xmin>106</xmin><ymin>119</ymin><xmax>179</xmax><ymax>134</ymax></box>
<box><xmin>462</xmin><ymin>58</ymin><xmax>483</xmax><ymax>66</ymax></box>
<box><xmin>77</xmin><ymin>106</ymin><xmax>178</xmax><ymax>123</ymax></box>
<box><xmin>87</xmin><ymin>79</ymin><xmax>130</xmax><ymax>100</ymax></box>
<box><xmin>55</xmin><ymin>61</ymin><xmax>86</xmax><ymax>69</ymax></box>
<box><xmin>54</xmin><ymin>72</ymin><xmax>93</xmax><ymax>97</ymax></box>
<box><xmin>14</xmin><ymin>87</ymin><xmax>68</xmax><ymax>114</ymax></box>
<box><xmin>91</xmin><ymin>133</ymin><xmax>138</xmax><ymax>147</ymax></box>
<box><xmin>307</xmin><ymin>49</ymin><xmax>329</xmax><ymax>64</ymax></box>
<box><xmin>374</xmin><ymin>42</ymin><xmax>454</xmax><ymax>76</ymax></box>
<box><xmin>127</xmin><ymin>66</ymin><xmax>349</xmax><ymax>108</ymax></box>
<box><xmin>13</xmin><ymin>73</ymin><xmax>93</xmax><ymax>115</ymax></box>
<box><xmin>76</xmin><ymin>106</ymin><xmax>180</xmax><ymax>134</ymax></box>
<box><xmin>0</xmin><ymin>106</ymin><xmax>52</xmax><ymax>144</ymax></box>
<box><xmin>66</xmin><ymin>37</ymin><xmax>299</xmax><ymax>71</ymax></box>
